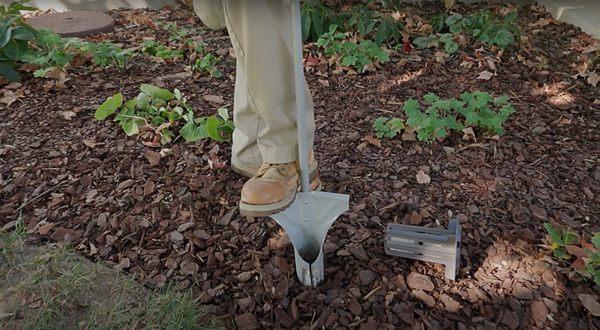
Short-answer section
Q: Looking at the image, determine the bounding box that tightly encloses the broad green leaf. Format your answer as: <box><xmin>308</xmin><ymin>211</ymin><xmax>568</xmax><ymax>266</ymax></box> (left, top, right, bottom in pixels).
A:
<box><xmin>301</xmin><ymin>8</ymin><xmax>311</xmax><ymax>42</ymax></box>
<box><xmin>444</xmin><ymin>41</ymin><xmax>459</xmax><ymax>54</ymax></box>
<box><xmin>413</xmin><ymin>36</ymin><xmax>437</xmax><ymax>49</ymax></box>
<box><xmin>503</xmin><ymin>11</ymin><xmax>518</xmax><ymax>25</ymax></box>
<box><xmin>161</xmin><ymin>129</ymin><xmax>174</xmax><ymax>145</ymax></box>
<box><xmin>544</xmin><ymin>223</ymin><xmax>564</xmax><ymax>245</ymax></box>
<box><xmin>564</xmin><ymin>231</ymin><xmax>579</xmax><ymax>245</ymax></box>
<box><xmin>205</xmin><ymin>116</ymin><xmax>225</xmax><ymax>141</ymax></box>
<box><xmin>494</xmin><ymin>29</ymin><xmax>514</xmax><ymax>48</ymax></box>
<box><xmin>95</xmin><ymin>93</ymin><xmax>123</xmax><ymax>120</ymax></box>
<box><xmin>0</xmin><ymin>61</ymin><xmax>19</xmax><ymax>81</ymax></box>
<box><xmin>11</xmin><ymin>26</ymin><xmax>35</xmax><ymax>40</ymax></box>
<box><xmin>0</xmin><ymin>25</ymin><xmax>13</xmax><ymax>48</ymax></box>
<box><xmin>140</xmin><ymin>84</ymin><xmax>174</xmax><ymax>101</ymax></box>
<box><xmin>180</xmin><ymin>120</ymin><xmax>208</xmax><ymax>142</ymax></box>
<box><xmin>121</xmin><ymin>119</ymin><xmax>139</xmax><ymax>136</ymax></box>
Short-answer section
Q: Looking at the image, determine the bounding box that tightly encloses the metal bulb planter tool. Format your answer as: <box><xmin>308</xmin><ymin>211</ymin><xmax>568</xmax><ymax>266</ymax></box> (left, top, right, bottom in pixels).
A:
<box><xmin>270</xmin><ymin>0</ymin><xmax>350</xmax><ymax>288</ymax></box>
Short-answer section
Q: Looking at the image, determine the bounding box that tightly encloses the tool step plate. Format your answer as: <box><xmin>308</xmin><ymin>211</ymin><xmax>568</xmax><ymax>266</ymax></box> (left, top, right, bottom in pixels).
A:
<box><xmin>384</xmin><ymin>219</ymin><xmax>461</xmax><ymax>280</ymax></box>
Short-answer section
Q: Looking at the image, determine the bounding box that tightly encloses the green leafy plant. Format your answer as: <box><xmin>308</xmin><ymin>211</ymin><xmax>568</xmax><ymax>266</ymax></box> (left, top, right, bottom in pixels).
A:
<box><xmin>458</xmin><ymin>92</ymin><xmax>515</xmax><ymax>135</ymax></box>
<box><xmin>346</xmin><ymin>5</ymin><xmax>403</xmax><ymax>45</ymax></box>
<box><xmin>316</xmin><ymin>25</ymin><xmax>389</xmax><ymax>72</ymax></box>
<box><xmin>158</xmin><ymin>21</ymin><xmax>198</xmax><ymax>42</ymax></box>
<box><xmin>544</xmin><ymin>223</ymin><xmax>580</xmax><ymax>260</ymax></box>
<box><xmin>141</xmin><ymin>39</ymin><xmax>183</xmax><ymax>60</ymax></box>
<box><xmin>413</xmin><ymin>33</ymin><xmax>458</xmax><ymax>54</ymax></box>
<box><xmin>544</xmin><ymin>223</ymin><xmax>600</xmax><ymax>286</ymax></box>
<box><xmin>80</xmin><ymin>41</ymin><xmax>134</xmax><ymax>69</ymax></box>
<box><xmin>403</xmin><ymin>96</ymin><xmax>463</xmax><ymax>142</ymax></box>
<box><xmin>21</xmin><ymin>30</ymin><xmax>133</xmax><ymax>77</ymax></box>
<box><xmin>95</xmin><ymin>84</ymin><xmax>233</xmax><ymax>144</ymax></box>
<box><xmin>414</xmin><ymin>9</ymin><xmax>518</xmax><ymax>53</ymax></box>
<box><xmin>402</xmin><ymin>91</ymin><xmax>515</xmax><ymax>143</ymax></box>
<box><xmin>192</xmin><ymin>52</ymin><xmax>222</xmax><ymax>78</ymax></box>
<box><xmin>301</xmin><ymin>1</ymin><xmax>402</xmax><ymax>44</ymax></box>
<box><xmin>373</xmin><ymin>116</ymin><xmax>404</xmax><ymax>138</ymax></box>
<box><xmin>301</xmin><ymin>0</ymin><xmax>345</xmax><ymax>43</ymax></box>
<box><xmin>0</xmin><ymin>0</ymin><xmax>38</xmax><ymax>81</ymax></box>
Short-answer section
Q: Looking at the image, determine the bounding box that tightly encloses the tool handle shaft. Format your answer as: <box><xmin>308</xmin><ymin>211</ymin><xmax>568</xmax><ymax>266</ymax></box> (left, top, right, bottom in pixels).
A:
<box><xmin>291</xmin><ymin>0</ymin><xmax>310</xmax><ymax>193</ymax></box>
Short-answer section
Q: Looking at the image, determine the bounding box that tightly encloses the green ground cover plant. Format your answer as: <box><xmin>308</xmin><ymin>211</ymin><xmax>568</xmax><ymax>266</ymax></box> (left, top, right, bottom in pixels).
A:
<box><xmin>140</xmin><ymin>39</ymin><xmax>183</xmax><ymax>60</ymax></box>
<box><xmin>95</xmin><ymin>84</ymin><xmax>233</xmax><ymax>144</ymax></box>
<box><xmin>192</xmin><ymin>52</ymin><xmax>222</xmax><ymax>78</ymax></box>
<box><xmin>373</xmin><ymin>91</ymin><xmax>515</xmax><ymax>143</ymax></box>
<box><xmin>0</xmin><ymin>0</ymin><xmax>39</xmax><ymax>81</ymax></box>
<box><xmin>24</xmin><ymin>30</ymin><xmax>133</xmax><ymax>77</ymax></box>
<box><xmin>414</xmin><ymin>9</ymin><xmax>518</xmax><ymax>53</ymax></box>
<box><xmin>316</xmin><ymin>25</ymin><xmax>389</xmax><ymax>72</ymax></box>
<box><xmin>373</xmin><ymin>116</ymin><xmax>404</xmax><ymax>138</ymax></box>
<box><xmin>0</xmin><ymin>1</ymin><xmax>133</xmax><ymax>81</ymax></box>
<box><xmin>302</xmin><ymin>0</ymin><xmax>403</xmax><ymax>45</ymax></box>
<box><xmin>544</xmin><ymin>223</ymin><xmax>600</xmax><ymax>286</ymax></box>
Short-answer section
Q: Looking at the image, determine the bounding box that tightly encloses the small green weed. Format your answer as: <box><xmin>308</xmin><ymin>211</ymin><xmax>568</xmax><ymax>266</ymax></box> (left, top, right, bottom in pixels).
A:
<box><xmin>80</xmin><ymin>41</ymin><xmax>134</xmax><ymax>69</ymax></box>
<box><xmin>316</xmin><ymin>25</ymin><xmax>389</xmax><ymax>72</ymax></box>
<box><xmin>95</xmin><ymin>84</ymin><xmax>233</xmax><ymax>144</ymax></box>
<box><xmin>141</xmin><ymin>39</ymin><xmax>183</xmax><ymax>60</ymax></box>
<box><xmin>404</xmin><ymin>92</ymin><xmax>515</xmax><ymax>142</ymax></box>
<box><xmin>373</xmin><ymin>117</ymin><xmax>404</xmax><ymax>139</ymax></box>
<box><xmin>158</xmin><ymin>21</ymin><xmax>199</xmax><ymax>42</ymax></box>
<box><xmin>193</xmin><ymin>53</ymin><xmax>222</xmax><ymax>78</ymax></box>
<box><xmin>544</xmin><ymin>223</ymin><xmax>600</xmax><ymax>286</ymax></box>
<box><xmin>19</xmin><ymin>29</ymin><xmax>133</xmax><ymax>78</ymax></box>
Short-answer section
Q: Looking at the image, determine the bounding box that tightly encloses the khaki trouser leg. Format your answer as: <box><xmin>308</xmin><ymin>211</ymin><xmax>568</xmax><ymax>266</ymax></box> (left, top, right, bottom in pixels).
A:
<box><xmin>223</xmin><ymin>0</ymin><xmax>316</xmax><ymax>165</ymax></box>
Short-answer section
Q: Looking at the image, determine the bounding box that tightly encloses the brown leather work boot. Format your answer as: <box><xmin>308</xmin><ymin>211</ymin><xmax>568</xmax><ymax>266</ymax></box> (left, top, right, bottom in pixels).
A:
<box><xmin>239</xmin><ymin>160</ymin><xmax>320</xmax><ymax>217</ymax></box>
<box><xmin>232</xmin><ymin>151</ymin><xmax>319</xmax><ymax>180</ymax></box>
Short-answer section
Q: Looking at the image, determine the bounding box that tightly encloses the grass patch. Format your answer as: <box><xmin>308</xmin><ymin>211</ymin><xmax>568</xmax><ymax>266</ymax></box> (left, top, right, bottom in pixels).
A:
<box><xmin>0</xmin><ymin>232</ymin><xmax>216</xmax><ymax>329</ymax></box>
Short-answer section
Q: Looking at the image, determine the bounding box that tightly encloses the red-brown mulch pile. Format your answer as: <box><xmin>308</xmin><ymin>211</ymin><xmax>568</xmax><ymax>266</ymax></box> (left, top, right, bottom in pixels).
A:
<box><xmin>1</xmin><ymin>1</ymin><xmax>599</xmax><ymax>328</ymax></box>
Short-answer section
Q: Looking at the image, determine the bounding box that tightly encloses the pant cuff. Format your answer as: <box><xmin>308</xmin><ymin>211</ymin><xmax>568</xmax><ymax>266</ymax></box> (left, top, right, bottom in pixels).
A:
<box><xmin>259</xmin><ymin>144</ymin><xmax>299</xmax><ymax>164</ymax></box>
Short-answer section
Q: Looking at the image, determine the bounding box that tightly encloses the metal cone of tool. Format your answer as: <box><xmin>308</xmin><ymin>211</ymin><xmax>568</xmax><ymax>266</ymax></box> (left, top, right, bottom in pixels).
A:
<box><xmin>270</xmin><ymin>0</ymin><xmax>350</xmax><ymax>288</ymax></box>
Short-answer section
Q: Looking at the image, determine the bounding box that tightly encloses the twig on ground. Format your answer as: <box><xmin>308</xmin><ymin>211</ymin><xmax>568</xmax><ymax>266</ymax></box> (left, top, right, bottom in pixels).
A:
<box><xmin>15</xmin><ymin>179</ymin><xmax>70</xmax><ymax>213</ymax></box>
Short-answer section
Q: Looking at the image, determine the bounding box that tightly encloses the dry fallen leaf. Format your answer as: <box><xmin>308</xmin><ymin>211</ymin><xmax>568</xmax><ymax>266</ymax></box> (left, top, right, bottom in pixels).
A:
<box><xmin>462</xmin><ymin>127</ymin><xmax>477</xmax><ymax>142</ymax></box>
<box><xmin>477</xmin><ymin>70</ymin><xmax>494</xmax><ymax>80</ymax></box>
<box><xmin>145</xmin><ymin>150</ymin><xmax>162</xmax><ymax>166</ymax></box>
<box><xmin>62</xmin><ymin>111</ymin><xmax>77</xmax><ymax>120</ymax></box>
<box><xmin>203</xmin><ymin>94</ymin><xmax>225</xmax><ymax>104</ymax></box>
<box><xmin>416</xmin><ymin>170</ymin><xmax>431</xmax><ymax>184</ymax></box>
<box><xmin>82</xmin><ymin>139</ymin><xmax>101</xmax><ymax>148</ymax></box>
<box><xmin>0</xmin><ymin>89</ymin><xmax>24</xmax><ymax>107</ymax></box>
<box><xmin>587</xmin><ymin>71</ymin><xmax>599</xmax><ymax>87</ymax></box>
<box><xmin>529</xmin><ymin>17</ymin><xmax>553</xmax><ymax>28</ymax></box>
<box><xmin>578</xmin><ymin>294</ymin><xmax>600</xmax><ymax>317</ymax></box>
<box><xmin>362</xmin><ymin>135</ymin><xmax>381</xmax><ymax>148</ymax></box>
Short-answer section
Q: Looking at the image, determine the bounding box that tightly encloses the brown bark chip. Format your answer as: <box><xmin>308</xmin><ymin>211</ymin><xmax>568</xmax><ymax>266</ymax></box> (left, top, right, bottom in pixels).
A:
<box><xmin>407</xmin><ymin>272</ymin><xmax>435</xmax><ymax>292</ymax></box>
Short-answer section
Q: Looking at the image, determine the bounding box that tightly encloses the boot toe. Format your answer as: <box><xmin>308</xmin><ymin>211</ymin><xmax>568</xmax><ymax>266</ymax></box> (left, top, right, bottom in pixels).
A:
<box><xmin>241</xmin><ymin>180</ymin><xmax>290</xmax><ymax>205</ymax></box>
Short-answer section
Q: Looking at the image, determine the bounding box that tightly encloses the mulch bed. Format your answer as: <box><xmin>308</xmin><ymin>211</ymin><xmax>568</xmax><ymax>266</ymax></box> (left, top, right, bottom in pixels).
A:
<box><xmin>1</xmin><ymin>1</ymin><xmax>599</xmax><ymax>328</ymax></box>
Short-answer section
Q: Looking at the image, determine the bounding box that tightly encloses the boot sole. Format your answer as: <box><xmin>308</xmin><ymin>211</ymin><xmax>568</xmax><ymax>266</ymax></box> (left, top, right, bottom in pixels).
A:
<box><xmin>239</xmin><ymin>180</ymin><xmax>323</xmax><ymax>217</ymax></box>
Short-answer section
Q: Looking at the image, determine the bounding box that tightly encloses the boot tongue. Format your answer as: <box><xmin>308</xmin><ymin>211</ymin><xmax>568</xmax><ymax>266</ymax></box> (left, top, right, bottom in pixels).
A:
<box><xmin>259</xmin><ymin>163</ymin><xmax>296</xmax><ymax>179</ymax></box>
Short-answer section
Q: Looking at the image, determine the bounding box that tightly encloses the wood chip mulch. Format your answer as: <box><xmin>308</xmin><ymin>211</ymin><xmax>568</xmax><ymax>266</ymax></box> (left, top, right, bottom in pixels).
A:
<box><xmin>1</xmin><ymin>2</ymin><xmax>599</xmax><ymax>328</ymax></box>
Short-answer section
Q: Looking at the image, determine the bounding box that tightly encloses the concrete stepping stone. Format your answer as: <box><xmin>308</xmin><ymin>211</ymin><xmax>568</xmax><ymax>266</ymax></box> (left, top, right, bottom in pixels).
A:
<box><xmin>27</xmin><ymin>11</ymin><xmax>115</xmax><ymax>37</ymax></box>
